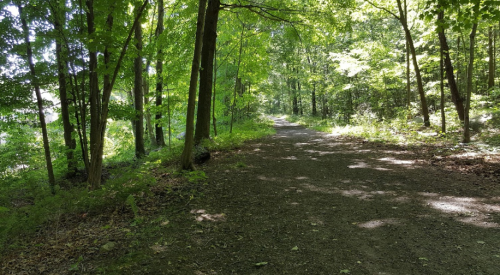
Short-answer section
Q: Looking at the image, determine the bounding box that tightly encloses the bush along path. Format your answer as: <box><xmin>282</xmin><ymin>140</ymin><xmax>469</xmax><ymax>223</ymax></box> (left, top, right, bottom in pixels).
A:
<box><xmin>3</xmin><ymin>117</ymin><xmax>500</xmax><ymax>274</ymax></box>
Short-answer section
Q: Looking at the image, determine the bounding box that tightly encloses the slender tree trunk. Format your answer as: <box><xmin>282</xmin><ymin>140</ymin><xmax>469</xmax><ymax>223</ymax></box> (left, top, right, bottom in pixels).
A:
<box><xmin>155</xmin><ymin>0</ymin><xmax>166</xmax><ymax>146</ymax></box>
<box><xmin>464</xmin><ymin>22</ymin><xmax>479</xmax><ymax>143</ymax></box>
<box><xmin>396</xmin><ymin>0</ymin><xmax>430</xmax><ymax>126</ymax></box>
<box><xmin>312</xmin><ymin>83</ymin><xmax>317</xmax><ymax>116</ymax></box>
<box><xmin>212</xmin><ymin>46</ymin><xmax>218</xmax><ymax>137</ymax></box>
<box><xmin>18</xmin><ymin>4</ymin><xmax>56</xmax><ymax>192</ymax></box>
<box><xmin>405</xmin><ymin>0</ymin><xmax>411</xmax><ymax>115</ymax></box>
<box><xmin>230</xmin><ymin>21</ymin><xmax>244</xmax><ymax>134</ymax></box>
<box><xmin>194</xmin><ymin>0</ymin><xmax>220</xmax><ymax>144</ymax></box>
<box><xmin>134</xmin><ymin>18</ymin><xmax>145</xmax><ymax>158</ymax></box>
<box><xmin>488</xmin><ymin>26</ymin><xmax>495</xmax><ymax>88</ymax></box>
<box><xmin>292</xmin><ymin>69</ymin><xmax>299</xmax><ymax>115</ymax></box>
<box><xmin>52</xmin><ymin>2</ymin><xmax>77</xmax><ymax>177</ymax></box>
<box><xmin>438</xmin><ymin>9</ymin><xmax>464</xmax><ymax>121</ymax></box>
<box><xmin>180</xmin><ymin>0</ymin><xmax>208</xmax><ymax>171</ymax></box>
<box><xmin>143</xmin><ymin>73</ymin><xmax>156</xmax><ymax>145</ymax></box>
<box><xmin>87</xmin><ymin>0</ymin><xmax>148</xmax><ymax>189</ymax></box>
<box><xmin>440</xmin><ymin>37</ymin><xmax>446</xmax><ymax>133</ymax></box>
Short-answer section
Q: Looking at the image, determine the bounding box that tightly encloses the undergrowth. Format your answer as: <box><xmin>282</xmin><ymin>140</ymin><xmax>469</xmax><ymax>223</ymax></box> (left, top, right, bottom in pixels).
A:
<box><xmin>283</xmin><ymin>106</ymin><xmax>500</xmax><ymax>149</ymax></box>
<box><xmin>0</xmin><ymin>116</ymin><xmax>275</xmax><ymax>254</ymax></box>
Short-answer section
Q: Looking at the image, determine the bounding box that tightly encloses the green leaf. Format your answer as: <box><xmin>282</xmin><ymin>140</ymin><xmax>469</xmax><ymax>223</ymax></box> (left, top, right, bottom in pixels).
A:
<box><xmin>255</xmin><ymin>262</ymin><xmax>268</xmax><ymax>266</ymax></box>
<box><xmin>291</xmin><ymin>246</ymin><xmax>299</xmax><ymax>251</ymax></box>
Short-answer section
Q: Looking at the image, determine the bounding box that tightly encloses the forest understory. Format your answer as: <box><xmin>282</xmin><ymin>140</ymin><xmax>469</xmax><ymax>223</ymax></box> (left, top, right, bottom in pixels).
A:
<box><xmin>2</xmin><ymin>116</ymin><xmax>500</xmax><ymax>275</ymax></box>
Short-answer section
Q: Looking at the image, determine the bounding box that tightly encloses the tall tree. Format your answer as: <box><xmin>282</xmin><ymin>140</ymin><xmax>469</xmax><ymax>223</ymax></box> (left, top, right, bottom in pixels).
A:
<box><xmin>155</xmin><ymin>0</ymin><xmax>166</xmax><ymax>147</ymax></box>
<box><xmin>194</xmin><ymin>0</ymin><xmax>221</xmax><ymax>145</ymax></box>
<box><xmin>134</xmin><ymin>2</ymin><xmax>146</xmax><ymax>158</ymax></box>
<box><xmin>86</xmin><ymin>0</ymin><xmax>148</xmax><ymax>189</ymax></box>
<box><xmin>180</xmin><ymin>0</ymin><xmax>208</xmax><ymax>171</ymax></box>
<box><xmin>16</xmin><ymin>3</ymin><xmax>56</xmax><ymax>192</ymax></box>
<box><xmin>488</xmin><ymin>26</ymin><xmax>495</xmax><ymax>89</ymax></box>
<box><xmin>49</xmin><ymin>0</ymin><xmax>78</xmax><ymax>177</ymax></box>
<box><xmin>366</xmin><ymin>0</ymin><xmax>431</xmax><ymax>126</ymax></box>
<box><xmin>436</xmin><ymin>4</ymin><xmax>464</xmax><ymax>121</ymax></box>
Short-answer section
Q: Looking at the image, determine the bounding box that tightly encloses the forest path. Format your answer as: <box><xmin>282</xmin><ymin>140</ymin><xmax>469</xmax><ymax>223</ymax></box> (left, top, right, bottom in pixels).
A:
<box><xmin>178</xmin><ymin>116</ymin><xmax>500</xmax><ymax>275</ymax></box>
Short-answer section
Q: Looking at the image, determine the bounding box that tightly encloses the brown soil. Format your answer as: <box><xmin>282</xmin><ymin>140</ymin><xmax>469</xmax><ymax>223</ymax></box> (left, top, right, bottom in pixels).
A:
<box><xmin>3</xmin><ymin>117</ymin><xmax>500</xmax><ymax>274</ymax></box>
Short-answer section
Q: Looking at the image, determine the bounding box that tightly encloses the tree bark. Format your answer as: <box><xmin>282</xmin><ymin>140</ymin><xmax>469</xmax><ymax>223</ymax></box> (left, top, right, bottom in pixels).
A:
<box><xmin>155</xmin><ymin>0</ymin><xmax>166</xmax><ymax>147</ymax></box>
<box><xmin>488</xmin><ymin>26</ymin><xmax>495</xmax><ymax>89</ymax></box>
<box><xmin>86</xmin><ymin>0</ymin><xmax>148</xmax><ymax>189</ymax></box>
<box><xmin>438</xmin><ymin>9</ymin><xmax>464</xmax><ymax>121</ymax></box>
<box><xmin>194</xmin><ymin>0</ymin><xmax>220</xmax><ymax>145</ymax></box>
<box><xmin>212</xmin><ymin>46</ymin><xmax>218</xmax><ymax>137</ymax></box>
<box><xmin>312</xmin><ymin>83</ymin><xmax>317</xmax><ymax>116</ymax></box>
<box><xmin>463</xmin><ymin>22</ymin><xmax>478</xmax><ymax>143</ymax></box>
<box><xmin>395</xmin><ymin>0</ymin><xmax>430</xmax><ymax>126</ymax></box>
<box><xmin>440</xmin><ymin>36</ymin><xmax>446</xmax><ymax>133</ymax></box>
<box><xmin>18</xmin><ymin>4</ymin><xmax>56</xmax><ymax>192</ymax></box>
<box><xmin>180</xmin><ymin>0</ymin><xmax>208</xmax><ymax>170</ymax></box>
<box><xmin>52</xmin><ymin>1</ymin><xmax>77</xmax><ymax>177</ymax></box>
<box><xmin>134</xmin><ymin>12</ymin><xmax>146</xmax><ymax>158</ymax></box>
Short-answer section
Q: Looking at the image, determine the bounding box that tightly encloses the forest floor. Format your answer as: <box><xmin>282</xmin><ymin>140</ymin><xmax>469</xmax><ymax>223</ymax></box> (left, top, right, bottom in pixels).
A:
<box><xmin>3</xmin><ymin>117</ymin><xmax>500</xmax><ymax>274</ymax></box>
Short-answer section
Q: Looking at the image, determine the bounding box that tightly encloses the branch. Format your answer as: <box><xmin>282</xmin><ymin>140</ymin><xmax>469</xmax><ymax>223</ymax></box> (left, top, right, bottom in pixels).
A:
<box><xmin>364</xmin><ymin>0</ymin><xmax>400</xmax><ymax>20</ymax></box>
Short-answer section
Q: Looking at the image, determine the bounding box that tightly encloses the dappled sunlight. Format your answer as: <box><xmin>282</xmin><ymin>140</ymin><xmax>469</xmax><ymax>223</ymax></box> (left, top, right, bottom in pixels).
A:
<box><xmin>339</xmin><ymin>189</ymin><xmax>397</xmax><ymax>201</ymax></box>
<box><xmin>357</xmin><ymin>218</ymin><xmax>402</xmax><ymax>229</ymax></box>
<box><xmin>190</xmin><ymin>209</ymin><xmax>226</xmax><ymax>222</ymax></box>
<box><xmin>304</xmin><ymin>149</ymin><xmax>337</xmax><ymax>156</ymax></box>
<box><xmin>348</xmin><ymin>160</ymin><xmax>392</xmax><ymax>171</ymax></box>
<box><xmin>282</xmin><ymin>156</ymin><xmax>298</xmax><ymax>160</ymax></box>
<box><xmin>425</xmin><ymin>196</ymin><xmax>500</xmax><ymax>228</ymax></box>
<box><xmin>378</xmin><ymin>157</ymin><xmax>417</xmax><ymax>168</ymax></box>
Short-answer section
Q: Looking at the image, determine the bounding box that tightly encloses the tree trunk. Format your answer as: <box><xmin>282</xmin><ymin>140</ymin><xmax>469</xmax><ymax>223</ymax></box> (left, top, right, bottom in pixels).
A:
<box><xmin>143</xmin><ymin>74</ymin><xmax>156</xmax><ymax>145</ymax></box>
<box><xmin>180</xmin><ymin>0</ymin><xmax>208</xmax><ymax>171</ymax></box>
<box><xmin>86</xmin><ymin>0</ymin><xmax>148</xmax><ymax>189</ymax></box>
<box><xmin>292</xmin><ymin>69</ymin><xmax>299</xmax><ymax>115</ymax></box>
<box><xmin>212</xmin><ymin>46</ymin><xmax>218</xmax><ymax>137</ymax></box>
<box><xmin>155</xmin><ymin>0</ymin><xmax>166</xmax><ymax>147</ymax></box>
<box><xmin>134</xmin><ymin>18</ymin><xmax>145</xmax><ymax>158</ymax></box>
<box><xmin>52</xmin><ymin>1</ymin><xmax>77</xmax><ymax>177</ymax></box>
<box><xmin>438</xmin><ymin>9</ymin><xmax>464</xmax><ymax>121</ymax></box>
<box><xmin>463</xmin><ymin>22</ymin><xmax>478</xmax><ymax>143</ymax></box>
<box><xmin>440</xmin><ymin>36</ymin><xmax>446</xmax><ymax>133</ymax></box>
<box><xmin>396</xmin><ymin>0</ymin><xmax>430</xmax><ymax>126</ymax></box>
<box><xmin>18</xmin><ymin>4</ymin><xmax>56</xmax><ymax>192</ymax></box>
<box><xmin>405</xmin><ymin>0</ymin><xmax>411</xmax><ymax>115</ymax></box>
<box><xmin>488</xmin><ymin>26</ymin><xmax>495</xmax><ymax>89</ymax></box>
<box><xmin>194</xmin><ymin>0</ymin><xmax>220</xmax><ymax>145</ymax></box>
<box><xmin>312</xmin><ymin>83</ymin><xmax>317</xmax><ymax>116</ymax></box>
<box><xmin>230</xmin><ymin>21</ymin><xmax>245</xmax><ymax>134</ymax></box>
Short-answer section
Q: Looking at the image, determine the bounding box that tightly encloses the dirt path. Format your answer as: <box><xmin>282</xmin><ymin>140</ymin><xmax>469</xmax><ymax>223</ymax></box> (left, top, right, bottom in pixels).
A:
<box><xmin>5</xmin><ymin>117</ymin><xmax>500</xmax><ymax>274</ymax></box>
<box><xmin>174</xmin><ymin>117</ymin><xmax>500</xmax><ymax>275</ymax></box>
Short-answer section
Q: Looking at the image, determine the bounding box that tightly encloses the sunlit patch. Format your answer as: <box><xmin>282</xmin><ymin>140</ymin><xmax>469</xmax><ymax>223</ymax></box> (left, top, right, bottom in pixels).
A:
<box><xmin>190</xmin><ymin>209</ymin><xmax>226</xmax><ymax>222</ymax></box>
<box><xmin>418</xmin><ymin>192</ymin><xmax>440</xmax><ymax>197</ymax></box>
<box><xmin>358</xmin><ymin>218</ymin><xmax>401</xmax><ymax>229</ymax></box>
<box><xmin>425</xmin><ymin>196</ymin><xmax>500</xmax><ymax>228</ymax></box>
<box><xmin>283</xmin><ymin>156</ymin><xmax>298</xmax><ymax>160</ymax></box>
<box><xmin>294</xmin><ymin>142</ymin><xmax>311</xmax><ymax>147</ymax></box>
<box><xmin>374</xmin><ymin>167</ymin><xmax>392</xmax><ymax>171</ymax></box>
<box><xmin>348</xmin><ymin>161</ymin><xmax>369</xmax><ymax>169</ymax></box>
<box><xmin>296</xmin><ymin>176</ymin><xmax>309</xmax><ymax>180</ymax></box>
<box><xmin>378</xmin><ymin>157</ymin><xmax>416</xmax><ymax>166</ymax></box>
